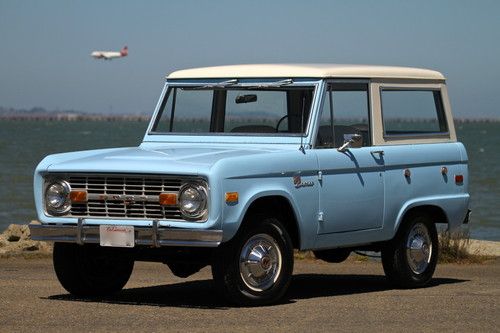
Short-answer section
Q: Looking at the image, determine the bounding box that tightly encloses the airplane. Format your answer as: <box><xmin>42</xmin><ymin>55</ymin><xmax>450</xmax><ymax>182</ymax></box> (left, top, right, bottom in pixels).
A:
<box><xmin>91</xmin><ymin>46</ymin><xmax>128</xmax><ymax>60</ymax></box>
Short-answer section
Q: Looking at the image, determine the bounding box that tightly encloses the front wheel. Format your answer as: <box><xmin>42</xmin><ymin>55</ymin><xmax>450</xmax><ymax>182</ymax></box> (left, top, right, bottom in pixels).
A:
<box><xmin>53</xmin><ymin>243</ymin><xmax>134</xmax><ymax>297</ymax></box>
<box><xmin>212</xmin><ymin>215</ymin><xmax>294</xmax><ymax>306</ymax></box>
<box><xmin>381</xmin><ymin>213</ymin><xmax>438</xmax><ymax>288</ymax></box>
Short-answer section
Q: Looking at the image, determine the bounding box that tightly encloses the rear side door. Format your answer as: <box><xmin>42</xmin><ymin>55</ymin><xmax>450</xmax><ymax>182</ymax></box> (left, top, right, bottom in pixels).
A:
<box><xmin>314</xmin><ymin>82</ymin><xmax>385</xmax><ymax>234</ymax></box>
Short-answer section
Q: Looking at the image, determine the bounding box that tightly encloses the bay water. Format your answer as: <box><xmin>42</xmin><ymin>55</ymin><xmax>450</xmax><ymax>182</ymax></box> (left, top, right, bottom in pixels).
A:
<box><xmin>0</xmin><ymin>120</ymin><xmax>498</xmax><ymax>240</ymax></box>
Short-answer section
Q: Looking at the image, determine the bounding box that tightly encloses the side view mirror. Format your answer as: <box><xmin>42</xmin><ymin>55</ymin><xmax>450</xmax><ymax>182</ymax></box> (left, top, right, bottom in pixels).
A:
<box><xmin>337</xmin><ymin>134</ymin><xmax>362</xmax><ymax>152</ymax></box>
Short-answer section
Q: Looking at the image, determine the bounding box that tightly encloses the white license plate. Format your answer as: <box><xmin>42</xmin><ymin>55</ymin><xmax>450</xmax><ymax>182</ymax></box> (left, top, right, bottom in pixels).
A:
<box><xmin>99</xmin><ymin>225</ymin><xmax>135</xmax><ymax>248</ymax></box>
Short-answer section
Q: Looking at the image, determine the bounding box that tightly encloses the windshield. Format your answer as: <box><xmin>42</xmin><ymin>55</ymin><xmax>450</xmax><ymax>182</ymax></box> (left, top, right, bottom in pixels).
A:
<box><xmin>151</xmin><ymin>83</ymin><xmax>315</xmax><ymax>135</ymax></box>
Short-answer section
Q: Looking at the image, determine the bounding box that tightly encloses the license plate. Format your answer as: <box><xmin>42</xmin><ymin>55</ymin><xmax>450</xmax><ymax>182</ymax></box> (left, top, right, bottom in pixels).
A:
<box><xmin>99</xmin><ymin>225</ymin><xmax>135</xmax><ymax>248</ymax></box>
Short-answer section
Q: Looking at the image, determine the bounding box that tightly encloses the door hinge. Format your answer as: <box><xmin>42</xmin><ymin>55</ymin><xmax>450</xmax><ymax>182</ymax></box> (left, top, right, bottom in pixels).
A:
<box><xmin>318</xmin><ymin>170</ymin><xmax>323</xmax><ymax>182</ymax></box>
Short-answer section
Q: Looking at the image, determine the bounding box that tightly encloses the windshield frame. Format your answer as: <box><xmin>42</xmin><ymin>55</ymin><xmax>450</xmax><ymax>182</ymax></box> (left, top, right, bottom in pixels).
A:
<box><xmin>143</xmin><ymin>78</ymin><xmax>322</xmax><ymax>145</ymax></box>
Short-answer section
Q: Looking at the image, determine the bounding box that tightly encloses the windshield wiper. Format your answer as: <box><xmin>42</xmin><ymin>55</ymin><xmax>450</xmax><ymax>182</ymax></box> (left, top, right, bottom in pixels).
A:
<box><xmin>186</xmin><ymin>78</ymin><xmax>294</xmax><ymax>90</ymax></box>
<box><xmin>243</xmin><ymin>79</ymin><xmax>294</xmax><ymax>88</ymax></box>
<box><xmin>234</xmin><ymin>79</ymin><xmax>294</xmax><ymax>88</ymax></box>
<box><xmin>200</xmin><ymin>79</ymin><xmax>239</xmax><ymax>89</ymax></box>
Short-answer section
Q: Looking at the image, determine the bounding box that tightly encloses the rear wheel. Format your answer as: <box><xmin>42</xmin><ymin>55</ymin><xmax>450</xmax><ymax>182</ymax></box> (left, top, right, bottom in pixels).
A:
<box><xmin>381</xmin><ymin>213</ymin><xmax>438</xmax><ymax>288</ymax></box>
<box><xmin>53</xmin><ymin>243</ymin><xmax>134</xmax><ymax>296</ymax></box>
<box><xmin>212</xmin><ymin>215</ymin><xmax>293</xmax><ymax>306</ymax></box>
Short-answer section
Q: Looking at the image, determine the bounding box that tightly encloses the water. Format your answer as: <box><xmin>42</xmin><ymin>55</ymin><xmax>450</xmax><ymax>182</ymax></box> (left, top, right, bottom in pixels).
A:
<box><xmin>455</xmin><ymin>122</ymin><xmax>500</xmax><ymax>240</ymax></box>
<box><xmin>0</xmin><ymin>120</ymin><xmax>498</xmax><ymax>240</ymax></box>
<box><xmin>0</xmin><ymin>120</ymin><xmax>147</xmax><ymax>230</ymax></box>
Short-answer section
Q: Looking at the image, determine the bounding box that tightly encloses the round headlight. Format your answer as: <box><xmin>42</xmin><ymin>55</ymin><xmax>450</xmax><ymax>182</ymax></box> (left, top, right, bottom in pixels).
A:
<box><xmin>178</xmin><ymin>183</ymin><xmax>207</xmax><ymax>220</ymax></box>
<box><xmin>45</xmin><ymin>180</ymin><xmax>71</xmax><ymax>215</ymax></box>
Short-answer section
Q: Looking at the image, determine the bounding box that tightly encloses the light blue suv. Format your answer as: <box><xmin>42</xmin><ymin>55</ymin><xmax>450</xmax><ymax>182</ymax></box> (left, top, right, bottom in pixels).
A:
<box><xmin>31</xmin><ymin>64</ymin><xmax>470</xmax><ymax>305</ymax></box>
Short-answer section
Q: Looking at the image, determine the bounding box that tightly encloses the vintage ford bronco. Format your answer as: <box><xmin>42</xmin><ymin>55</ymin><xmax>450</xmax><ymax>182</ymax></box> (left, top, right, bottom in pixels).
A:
<box><xmin>30</xmin><ymin>64</ymin><xmax>470</xmax><ymax>305</ymax></box>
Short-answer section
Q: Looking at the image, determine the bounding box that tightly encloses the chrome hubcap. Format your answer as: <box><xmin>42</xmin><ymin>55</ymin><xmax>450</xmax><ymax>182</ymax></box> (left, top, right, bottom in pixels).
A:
<box><xmin>239</xmin><ymin>233</ymin><xmax>282</xmax><ymax>292</ymax></box>
<box><xmin>406</xmin><ymin>223</ymin><xmax>432</xmax><ymax>274</ymax></box>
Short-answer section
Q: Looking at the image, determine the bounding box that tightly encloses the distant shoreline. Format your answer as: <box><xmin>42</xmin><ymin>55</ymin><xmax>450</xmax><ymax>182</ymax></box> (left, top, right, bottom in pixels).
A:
<box><xmin>0</xmin><ymin>107</ymin><xmax>151</xmax><ymax>121</ymax></box>
<box><xmin>1</xmin><ymin>106</ymin><xmax>499</xmax><ymax>122</ymax></box>
<box><xmin>1</xmin><ymin>115</ymin><xmax>499</xmax><ymax>123</ymax></box>
<box><xmin>0</xmin><ymin>114</ymin><xmax>150</xmax><ymax>121</ymax></box>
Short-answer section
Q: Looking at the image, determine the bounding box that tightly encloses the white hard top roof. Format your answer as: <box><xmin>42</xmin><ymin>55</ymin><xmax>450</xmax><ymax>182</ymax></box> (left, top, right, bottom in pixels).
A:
<box><xmin>167</xmin><ymin>64</ymin><xmax>445</xmax><ymax>80</ymax></box>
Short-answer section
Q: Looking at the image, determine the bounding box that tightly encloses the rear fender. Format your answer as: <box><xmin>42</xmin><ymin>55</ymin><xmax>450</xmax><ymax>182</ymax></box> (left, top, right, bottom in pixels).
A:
<box><xmin>393</xmin><ymin>194</ymin><xmax>470</xmax><ymax>236</ymax></box>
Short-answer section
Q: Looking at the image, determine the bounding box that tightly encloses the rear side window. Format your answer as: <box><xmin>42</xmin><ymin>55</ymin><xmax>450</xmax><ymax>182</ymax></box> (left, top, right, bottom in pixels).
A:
<box><xmin>381</xmin><ymin>89</ymin><xmax>448</xmax><ymax>136</ymax></box>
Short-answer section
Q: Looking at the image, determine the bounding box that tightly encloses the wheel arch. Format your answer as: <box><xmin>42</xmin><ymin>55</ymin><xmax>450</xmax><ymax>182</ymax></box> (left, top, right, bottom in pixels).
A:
<box><xmin>395</xmin><ymin>203</ymin><xmax>448</xmax><ymax>237</ymax></box>
<box><xmin>241</xmin><ymin>195</ymin><xmax>301</xmax><ymax>249</ymax></box>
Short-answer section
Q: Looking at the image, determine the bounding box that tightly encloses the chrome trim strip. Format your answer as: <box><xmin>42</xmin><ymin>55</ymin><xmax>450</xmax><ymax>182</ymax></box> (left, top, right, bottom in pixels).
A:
<box><xmin>29</xmin><ymin>224</ymin><xmax>223</xmax><ymax>248</ymax></box>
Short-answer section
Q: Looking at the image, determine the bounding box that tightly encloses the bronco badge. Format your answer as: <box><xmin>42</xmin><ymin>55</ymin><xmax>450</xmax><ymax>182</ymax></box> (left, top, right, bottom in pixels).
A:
<box><xmin>293</xmin><ymin>175</ymin><xmax>314</xmax><ymax>188</ymax></box>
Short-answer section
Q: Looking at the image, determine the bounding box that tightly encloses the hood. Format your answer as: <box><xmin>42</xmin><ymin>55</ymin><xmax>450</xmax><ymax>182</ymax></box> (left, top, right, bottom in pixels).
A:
<box><xmin>44</xmin><ymin>145</ymin><xmax>288</xmax><ymax>175</ymax></box>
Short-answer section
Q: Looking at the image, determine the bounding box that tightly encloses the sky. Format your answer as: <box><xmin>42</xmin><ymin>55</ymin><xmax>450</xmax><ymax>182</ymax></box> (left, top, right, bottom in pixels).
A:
<box><xmin>0</xmin><ymin>0</ymin><xmax>499</xmax><ymax>118</ymax></box>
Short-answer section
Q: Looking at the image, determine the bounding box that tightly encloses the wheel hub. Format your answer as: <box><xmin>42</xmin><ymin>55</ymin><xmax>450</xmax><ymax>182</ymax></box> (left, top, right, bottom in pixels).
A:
<box><xmin>406</xmin><ymin>223</ymin><xmax>432</xmax><ymax>274</ymax></box>
<box><xmin>240</xmin><ymin>234</ymin><xmax>282</xmax><ymax>292</ymax></box>
<box><xmin>261</xmin><ymin>255</ymin><xmax>271</xmax><ymax>270</ymax></box>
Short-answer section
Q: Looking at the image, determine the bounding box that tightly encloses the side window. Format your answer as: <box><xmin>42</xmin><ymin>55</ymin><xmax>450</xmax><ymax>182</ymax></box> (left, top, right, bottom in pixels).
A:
<box><xmin>381</xmin><ymin>89</ymin><xmax>448</xmax><ymax>136</ymax></box>
<box><xmin>316</xmin><ymin>83</ymin><xmax>370</xmax><ymax>148</ymax></box>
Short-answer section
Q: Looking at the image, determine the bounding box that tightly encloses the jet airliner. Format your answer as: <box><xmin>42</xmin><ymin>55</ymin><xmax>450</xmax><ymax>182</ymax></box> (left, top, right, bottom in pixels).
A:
<box><xmin>91</xmin><ymin>46</ymin><xmax>128</xmax><ymax>60</ymax></box>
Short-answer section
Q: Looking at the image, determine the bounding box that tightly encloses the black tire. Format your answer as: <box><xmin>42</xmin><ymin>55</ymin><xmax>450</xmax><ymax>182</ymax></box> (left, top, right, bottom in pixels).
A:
<box><xmin>53</xmin><ymin>242</ymin><xmax>134</xmax><ymax>297</ymax></box>
<box><xmin>212</xmin><ymin>215</ymin><xmax>294</xmax><ymax>306</ymax></box>
<box><xmin>381</xmin><ymin>213</ymin><xmax>438</xmax><ymax>288</ymax></box>
<box><xmin>313</xmin><ymin>248</ymin><xmax>351</xmax><ymax>263</ymax></box>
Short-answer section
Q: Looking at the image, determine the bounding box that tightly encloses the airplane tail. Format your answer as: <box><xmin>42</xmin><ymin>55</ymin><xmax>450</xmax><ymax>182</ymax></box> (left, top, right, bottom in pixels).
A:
<box><xmin>120</xmin><ymin>46</ymin><xmax>128</xmax><ymax>57</ymax></box>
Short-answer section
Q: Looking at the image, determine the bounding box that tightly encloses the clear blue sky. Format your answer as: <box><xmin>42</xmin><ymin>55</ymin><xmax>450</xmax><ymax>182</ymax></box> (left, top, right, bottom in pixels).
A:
<box><xmin>0</xmin><ymin>0</ymin><xmax>499</xmax><ymax>118</ymax></box>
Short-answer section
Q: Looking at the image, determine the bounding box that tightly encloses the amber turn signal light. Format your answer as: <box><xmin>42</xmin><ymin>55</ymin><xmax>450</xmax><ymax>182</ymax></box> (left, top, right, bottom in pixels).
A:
<box><xmin>70</xmin><ymin>190</ymin><xmax>87</xmax><ymax>203</ymax></box>
<box><xmin>159</xmin><ymin>193</ymin><xmax>177</xmax><ymax>206</ymax></box>
<box><xmin>225</xmin><ymin>192</ymin><xmax>239</xmax><ymax>203</ymax></box>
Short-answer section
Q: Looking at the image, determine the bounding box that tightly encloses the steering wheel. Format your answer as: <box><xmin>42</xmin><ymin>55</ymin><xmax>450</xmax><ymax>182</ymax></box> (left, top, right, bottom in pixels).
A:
<box><xmin>276</xmin><ymin>115</ymin><xmax>288</xmax><ymax>132</ymax></box>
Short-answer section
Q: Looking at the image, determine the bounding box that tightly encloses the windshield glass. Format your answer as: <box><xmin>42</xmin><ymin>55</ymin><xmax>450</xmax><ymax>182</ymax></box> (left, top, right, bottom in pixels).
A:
<box><xmin>151</xmin><ymin>84</ymin><xmax>315</xmax><ymax>135</ymax></box>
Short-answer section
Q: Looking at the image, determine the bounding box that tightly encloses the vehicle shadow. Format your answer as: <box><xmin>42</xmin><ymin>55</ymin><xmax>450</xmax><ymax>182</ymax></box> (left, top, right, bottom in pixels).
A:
<box><xmin>43</xmin><ymin>273</ymin><xmax>468</xmax><ymax>309</ymax></box>
<box><xmin>287</xmin><ymin>274</ymin><xmax>466</xmax><ymax>300</ymax></box>
<box><xmin>44</xmin><ymin>279</ymin><xmax>228</xmax><ymax>310</ymax></box>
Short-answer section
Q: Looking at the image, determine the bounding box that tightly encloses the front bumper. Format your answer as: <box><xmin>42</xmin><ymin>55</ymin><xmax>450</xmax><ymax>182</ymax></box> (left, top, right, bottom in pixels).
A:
<box><xmin>29</xmin><ymin>220</ymin><xmax>223</xmax><ymax>248</ymax></box>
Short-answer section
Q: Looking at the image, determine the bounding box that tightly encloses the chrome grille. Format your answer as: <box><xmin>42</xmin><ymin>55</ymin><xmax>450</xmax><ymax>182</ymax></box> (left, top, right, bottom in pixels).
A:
<box><xmin>67</xmin><ymin>175</ymin><xmax>183</xmax><ymax>220</ymax></box>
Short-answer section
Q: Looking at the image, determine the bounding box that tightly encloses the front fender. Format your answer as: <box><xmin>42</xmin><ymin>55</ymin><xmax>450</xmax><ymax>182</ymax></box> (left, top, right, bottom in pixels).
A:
<box><xmin>220</xmin><ymin>180</ymin><xmax>318</xmax><ymax>249</ymax></box>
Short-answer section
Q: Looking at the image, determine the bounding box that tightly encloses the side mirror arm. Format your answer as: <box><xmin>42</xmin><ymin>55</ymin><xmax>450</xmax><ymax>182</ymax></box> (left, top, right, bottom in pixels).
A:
<box><xmin>337</xmin><ymin>134</ymin><xmax>362</xmax><ymax>152</ymax></box>
<box><xmin>337</xmin><ymin>140</ymin><xmax>353</xmax><ymax>152</ymax></box>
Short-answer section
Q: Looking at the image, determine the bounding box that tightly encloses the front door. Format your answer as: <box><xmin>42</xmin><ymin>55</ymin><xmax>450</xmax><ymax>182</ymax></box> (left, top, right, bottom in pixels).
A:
<box><xmin>314</xmin><ymin>82</ymin><xmax>385</xmax><ymax>234</ymax></box>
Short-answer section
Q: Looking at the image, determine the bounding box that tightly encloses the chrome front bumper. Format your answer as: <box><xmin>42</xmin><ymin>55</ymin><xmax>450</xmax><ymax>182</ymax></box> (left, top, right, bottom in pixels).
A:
<box><xmin>29</xmin><ymin>220</ymin><xmax>223</xmax><ymax>248</ymax></box>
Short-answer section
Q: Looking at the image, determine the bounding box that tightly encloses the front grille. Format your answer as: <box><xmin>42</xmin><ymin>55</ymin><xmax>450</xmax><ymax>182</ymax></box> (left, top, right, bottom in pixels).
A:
<box><xmin>67</xmin><ymin>175</ymin><xmax>184</xmax><ymax>220</ymax></box>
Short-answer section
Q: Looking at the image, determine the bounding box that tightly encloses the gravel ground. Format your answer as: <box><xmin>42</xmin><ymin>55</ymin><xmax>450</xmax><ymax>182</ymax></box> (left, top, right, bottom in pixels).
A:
<box><xmin>0</xmin><ymin>257</ymin><xmax>498</xmax><ymax>332</ymax></box>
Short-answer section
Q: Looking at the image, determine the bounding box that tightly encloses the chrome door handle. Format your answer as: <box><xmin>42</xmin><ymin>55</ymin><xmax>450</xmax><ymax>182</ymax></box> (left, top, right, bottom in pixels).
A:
<box><xmin>371</xmin><ymin>150</ymin><xmax>385</xmax><ymax>156</ymax></box>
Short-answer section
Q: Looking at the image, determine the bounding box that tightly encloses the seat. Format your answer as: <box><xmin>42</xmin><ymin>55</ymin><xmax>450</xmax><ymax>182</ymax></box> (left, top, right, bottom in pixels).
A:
<box><xmin>317</xmin><ymin>125</ymin><xmax>334</xmax><ymax>147</ymax></box>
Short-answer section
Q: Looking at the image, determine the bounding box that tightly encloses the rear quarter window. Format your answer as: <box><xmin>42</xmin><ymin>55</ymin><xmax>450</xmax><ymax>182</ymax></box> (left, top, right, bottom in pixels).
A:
<box><xmin>381</xmin><ymin>89</ymin><xmax>448</xmax><ymax>137</ymax></box>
